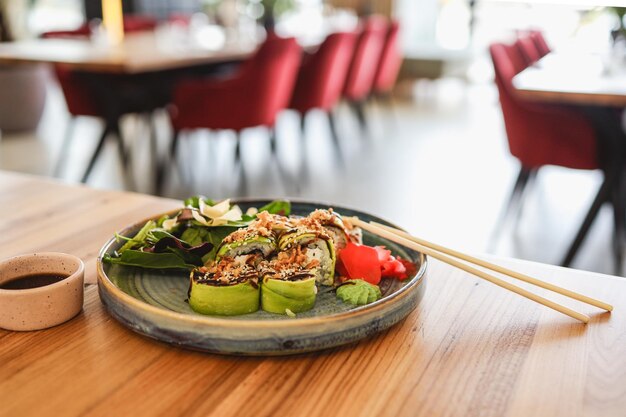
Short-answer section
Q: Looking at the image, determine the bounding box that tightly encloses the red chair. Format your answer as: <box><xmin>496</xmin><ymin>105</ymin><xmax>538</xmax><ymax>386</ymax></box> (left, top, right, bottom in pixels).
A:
<box><xmin>343</xmin><ymin>16</ymin><xmax>388</xmax><ymax>128</ymax></box>
<box><xmin>40</xmin><ymin>27</ymin><xmax>90</xmax><ymax>39</ymax></box>
<box><xmin>490</xmin><ymin>42</ymin><xmax>597</xmax><ymax>169</ymax></box>
<box><xmin>529</xmin><ymin>30</ymin><xmax>551</xmax><ymax>57</ymax></box>
<box><xmin>489</xmin><ymin>42</ymin><xmax>623</xmax><ymax>268</ymax></box>
<box><xmin>515</xmin><ymin>36</ymin><xmax>541</xmax><ymax>65</ymax></box>
<box><xmin>161</xmin><ymin>35</ymin><xmax>302</xmax><ymax>192</ymax></box>
<box><xmin>289</xmin><ymin>31</ymin><xmax>357</xmax><ymax>149</ymax></box>
<box><xmin>120</xmin><ymin>15</ymin><xmax>158</xmax><ymax>32</ymax></box>
<box><xmin>44</xmin><ymin>16</ymin><xmax>159</xmax><ymax>182</ymax></box>
<box><xmin>372</xmin><ymin>19</ymin><xmax>402</xmax><ymax>96</ymax></box>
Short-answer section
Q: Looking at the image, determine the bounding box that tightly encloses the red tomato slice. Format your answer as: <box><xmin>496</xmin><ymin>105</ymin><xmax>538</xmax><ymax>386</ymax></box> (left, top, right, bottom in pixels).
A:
<box><xmin>337</xmin><ymin>243</ymin><xmax>381</xmax><ymax>284</ymax></box>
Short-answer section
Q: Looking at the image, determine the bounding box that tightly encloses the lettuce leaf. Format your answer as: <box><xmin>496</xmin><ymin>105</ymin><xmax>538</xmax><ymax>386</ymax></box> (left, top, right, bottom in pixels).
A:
<box><xmin>102</xmin><ymin>251</ymin><xmax>196</xmax><ymax>269</ymax></box>
<box><xmin>258</xmin><ymin>200</ymin><xmax>291</xmax><ymax>216</ymax></box>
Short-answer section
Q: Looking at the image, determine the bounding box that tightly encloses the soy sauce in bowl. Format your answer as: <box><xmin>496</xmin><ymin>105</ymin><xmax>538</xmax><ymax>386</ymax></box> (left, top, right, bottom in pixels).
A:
<box><xmin>0</xmin><ymin>273</ymin><xmax>68</xmax><ymax>290</ymax></box>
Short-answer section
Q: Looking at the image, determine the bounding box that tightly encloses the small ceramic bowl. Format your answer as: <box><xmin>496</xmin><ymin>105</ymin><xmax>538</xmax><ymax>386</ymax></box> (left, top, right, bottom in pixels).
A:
<box><xmin>0</xmin><ymin>253</ymin><xmax>84</xmax><ymax>331</ymax></box>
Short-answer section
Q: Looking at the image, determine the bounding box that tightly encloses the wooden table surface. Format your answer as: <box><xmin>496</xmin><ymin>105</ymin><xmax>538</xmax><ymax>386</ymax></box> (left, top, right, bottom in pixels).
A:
<box><xmin>513</xmin><ymin>52</ymin><xmax>626</xmax><ymax>107</ymax></box>
<box><xmin>0</xmin><ymin>32</ymin><xmax>256</xmax><ymax>74</ymax></box>
<box><xmin>0</xmin><ymin>171</ymin><xmax>625</xmax><ymax>417</ymax></box>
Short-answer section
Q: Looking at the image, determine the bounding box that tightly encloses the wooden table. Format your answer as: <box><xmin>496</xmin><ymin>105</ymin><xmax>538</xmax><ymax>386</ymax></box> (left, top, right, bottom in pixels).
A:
<box><xmin>1</xmin><ymin>171</ymin><xmax>625</xmax><ymax>417</ymax></box>
<box><xmin>0</xmin><ymin>32</ymin><xmax>256</xmax><ymax>74</ymax></box>
<box><xmin>513</xmin><ymin>52</ymin><xmax>626</xmax><ymax>107</ymax></box>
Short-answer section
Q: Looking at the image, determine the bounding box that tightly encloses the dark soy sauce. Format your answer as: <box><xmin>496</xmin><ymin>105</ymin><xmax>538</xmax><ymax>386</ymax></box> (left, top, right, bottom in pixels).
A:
<box><xmin>0</xmin><ymin>273</ymin><xmax>68</xmax><ymax>290</ymax></box>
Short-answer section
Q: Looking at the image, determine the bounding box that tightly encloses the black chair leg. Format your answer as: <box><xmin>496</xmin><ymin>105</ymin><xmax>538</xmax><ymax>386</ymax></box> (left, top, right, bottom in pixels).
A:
<box><xmin>234</xmin><ymin>132</ymin><xmax>247</xmax><ymax>196</ymax></box>
<box><xmin>111</xmin><ymin>120</ymin><xmax>136</xmax><ymax>191</ymax></box>
<box><xmin>171</xmin><ymin>129</ymin><xmax>180</xmax><ymax>158</ymax></box>
<box><xmin>513</xmin><ymin>168</ymin><xmax>538</xmax><ymax>224</ymax></box>
<box><xmin>327</xmin><ymin>110</ymin><xmax>345</xmax><ymax>169</ymax></box>
<box><xmin>81</xmin><ymin>125</ymin><xmax>110</xmax><ymax>183</ymax></box>
<box><xmin>147</xmin><ymin>112</ymin><xmax>158</xmax><ymax>172</ymax></box>
<box><xmin>561</xmin><ymin>172</ymin><xmax>615</xmax><ymax>267</ymax></box>
<box><xmin>611</xmin><ymin>172</ymin><xmax>625</xmax><ymax>275</ymax></box>
<box><xmin>269</xmin><ymin>126</ymin><xmax>278</xmax><ymax>156</ymax></box>
<box><xmin>351</xmin><ymin>101</ymin><xmax>368</xmax><ymax>131</ymax></box>
<box><xmin>111</xmin><ymin>121</ymin><xmax>128</xmax><ymax>168</ymax></box>
<box><xmin>487</xmin><ymin>166</ymin><xmax>534</xmax><ymax>250</ymax></box>
<box><xmin>300</xmin><ymin>112</ymin><xmax>307</xmax><ymax>134</ymax></box>
<box><xmin>53</xmin><ymin>117</ymin><xmax>76</xmax><ymax>178</ymax></box>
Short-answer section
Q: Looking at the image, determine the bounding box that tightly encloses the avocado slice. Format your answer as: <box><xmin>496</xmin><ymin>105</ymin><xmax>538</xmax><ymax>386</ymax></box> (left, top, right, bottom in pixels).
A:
<box><xmin>189</xmin><ymin>280</ymin><xmax>259</xmax><ymax>316</ymax></box>
<box><xmin>261</xmin><ymin>276</ymin><xmax>317</xmax><ymax>314</ymax></box>
<box><xmin>216</xmin><ymin>236</ymin><xmax>275</xmax><ymax>261</ymax></box>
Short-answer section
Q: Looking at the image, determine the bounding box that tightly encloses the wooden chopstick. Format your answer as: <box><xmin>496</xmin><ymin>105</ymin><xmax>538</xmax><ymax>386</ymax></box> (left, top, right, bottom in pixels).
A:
<box><xmin>370</xmin><ymin>221</ymin><xmax>613</xmax><ymax>312</ymax></box>
<box><xmin>345</xmin><ymin>217</ymin><xmax>592</xmax><ymax>324</ymax></box>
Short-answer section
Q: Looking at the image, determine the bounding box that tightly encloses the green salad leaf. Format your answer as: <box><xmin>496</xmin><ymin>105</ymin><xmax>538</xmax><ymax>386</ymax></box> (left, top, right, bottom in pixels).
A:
<box><xmin>183</xmin><ymin>195</ymin><xmax>215</xmax><ymax>209</ymax></box>
<box><xmin>103</xmin><ymin>251</ymin><xmax>197</xmax><ymax>269</ymax></box>
<box><xmin>258</xmin><ymin>200</ymin><xmax>291</xmax><ymax>216</ymax></box>
<box><xmin>118</xmin><ymin>220</ymin><xmax>156</xmax><ymax>253</ymax></box>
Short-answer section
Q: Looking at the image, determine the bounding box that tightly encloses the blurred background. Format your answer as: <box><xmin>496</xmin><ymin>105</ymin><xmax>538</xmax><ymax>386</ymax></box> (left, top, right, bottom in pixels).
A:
<box><xmin>0</xmin><ymin>0</ymin><xmax>625</xmax><ymax>277</ymax></box>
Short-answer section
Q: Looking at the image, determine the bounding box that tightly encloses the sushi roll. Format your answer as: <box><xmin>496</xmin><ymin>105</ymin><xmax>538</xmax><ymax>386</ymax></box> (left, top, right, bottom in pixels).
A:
<box><xmin>259</xmin><ymin>247</ymin><xmax>318</xmax><ymax>315</ymax></box>
<box><xmin>189</xmin><ymin>254</ymin><xmax>261</xmax><ymax>316</ymax></box>
<box><xmin>308</xmin><ymin>208</ymin><xmax>352</xmax><ymax>250</ymax></box>
<box><xmin>278</xmin><ymin>221</ymin><xmax>336</xmax><ymax>286</ymax></box>
<box><xmin>216</xmin><ymin>226</ymin><xmax>276</xmax><ymax>261</ymax></box>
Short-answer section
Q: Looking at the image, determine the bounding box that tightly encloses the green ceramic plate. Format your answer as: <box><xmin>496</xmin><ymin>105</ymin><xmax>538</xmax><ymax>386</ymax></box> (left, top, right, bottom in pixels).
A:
<box><xmin>97</xmin><ymin>200</ymin><xmax>427</xmax><ymax>355</ymax></box>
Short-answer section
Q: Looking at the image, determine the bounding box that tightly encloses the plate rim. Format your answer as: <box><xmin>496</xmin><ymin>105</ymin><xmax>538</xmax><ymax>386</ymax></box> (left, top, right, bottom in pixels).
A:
<box><xmin>97</xmin><ymin>200</ymin><xmax>428</xmax><ymax>329</ymax></box>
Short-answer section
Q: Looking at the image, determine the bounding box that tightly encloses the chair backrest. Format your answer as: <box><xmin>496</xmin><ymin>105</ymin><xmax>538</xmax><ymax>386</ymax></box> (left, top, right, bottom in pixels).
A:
<box><xmin>122</xmin><ymin>15</ymin><xmax>158</xmax><ymax>32</ymax></box>
<box><xmin>240</xmin><ymin>35</ymin><xmax>303</xmax><ymax>126</ymax></box>
<box><xmin>489</xmin><ymin>42</ymin><xmax>597</xmax><ymax>169</ymax></box>
<box><xmin>289</xmin><ymin>31</ymin><xmax>358</xmax><ymax>113</ymax></box>
<box><xmin>343</xmin><ymin>16</ymin><xmax>388</xmax><ymax>101</ymax></box>
<box><xmin>490</xmin><ymin>42</ymin><xmax>536</xmax><ymax>163</ymax></box>
<box><xmin>41</xmin><ymin>28</ymin><xmax>98</xmax><ymax>116</ymax></box>
<box><xmin>529</xmin><ymin>30</ymin><xmax>551</xmax><ymax>57</ymax></box>
<box><xmin>516</xmin><ymin>36</ymin><xmax>540</xmax><ymax>65</ymax></box>
<box><xmin>170</xmin><ymin>35</ymin><xmax>302</xmax><ymax>130</ymax></box>
<box><xmin>372</xmin><ymin>19</ymin><xmax>402</xmax><ymax>94</ymax></box>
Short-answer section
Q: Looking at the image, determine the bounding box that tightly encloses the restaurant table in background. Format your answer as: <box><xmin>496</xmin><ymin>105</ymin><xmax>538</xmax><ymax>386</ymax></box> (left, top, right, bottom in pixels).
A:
<box><xmin>513</xmin><ymin>53</ymin><xmax>626</xmax><ymax>107</ymax></box>
<box><xmin>513</xmin><ymin>52</ymin><xmax>626</xmax><ymax>272</ymax></box>
<box><xmin>0</xmin><ymin>170</ymin><xmax>625</xmax><ymax>417</ymax></box>
<box><xmin>0</xmin><ymin>31</ymin><xmax>259</xmax><ymax>184</ymax></box>
<box><xmin>0</xmin><ymin>31</ymin><xmax>256</xmax><ymax>73</ymax></box>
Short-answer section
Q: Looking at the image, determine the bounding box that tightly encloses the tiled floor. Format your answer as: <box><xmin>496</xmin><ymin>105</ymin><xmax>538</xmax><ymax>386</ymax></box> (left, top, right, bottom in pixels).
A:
<box><xmin>0</xmin><ymin>76</ymin><xmax>620</xmax><ymax>277</ymax></box>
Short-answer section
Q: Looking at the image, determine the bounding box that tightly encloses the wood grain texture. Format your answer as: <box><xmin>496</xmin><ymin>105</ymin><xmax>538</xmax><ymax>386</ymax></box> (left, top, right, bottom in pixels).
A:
<box><xmin>329</xmin><ymin>0</ymin><xmax>394</xmax><ymax>17</ymax></box>
<box><xmin>0</xmin><ymin>33</ymin><xmax>255</xmax><ymax>74</ymax></box>
<box><xmin>513</xmin><ymin>52</ymin><xmax>626</xmax><ymax>107</ymax></box>
<box><xmin>0</xmin><ymin>171</ymin><xmax>625</xmax><ymax>417</ymax></box>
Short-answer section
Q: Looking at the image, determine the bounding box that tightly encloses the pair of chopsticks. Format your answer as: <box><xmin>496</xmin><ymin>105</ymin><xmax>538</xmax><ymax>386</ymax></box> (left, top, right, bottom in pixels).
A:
<box><xmin>345</xmin><ymin>217</ymin><xmax>613</xmax><ymax>323</ymax></box>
